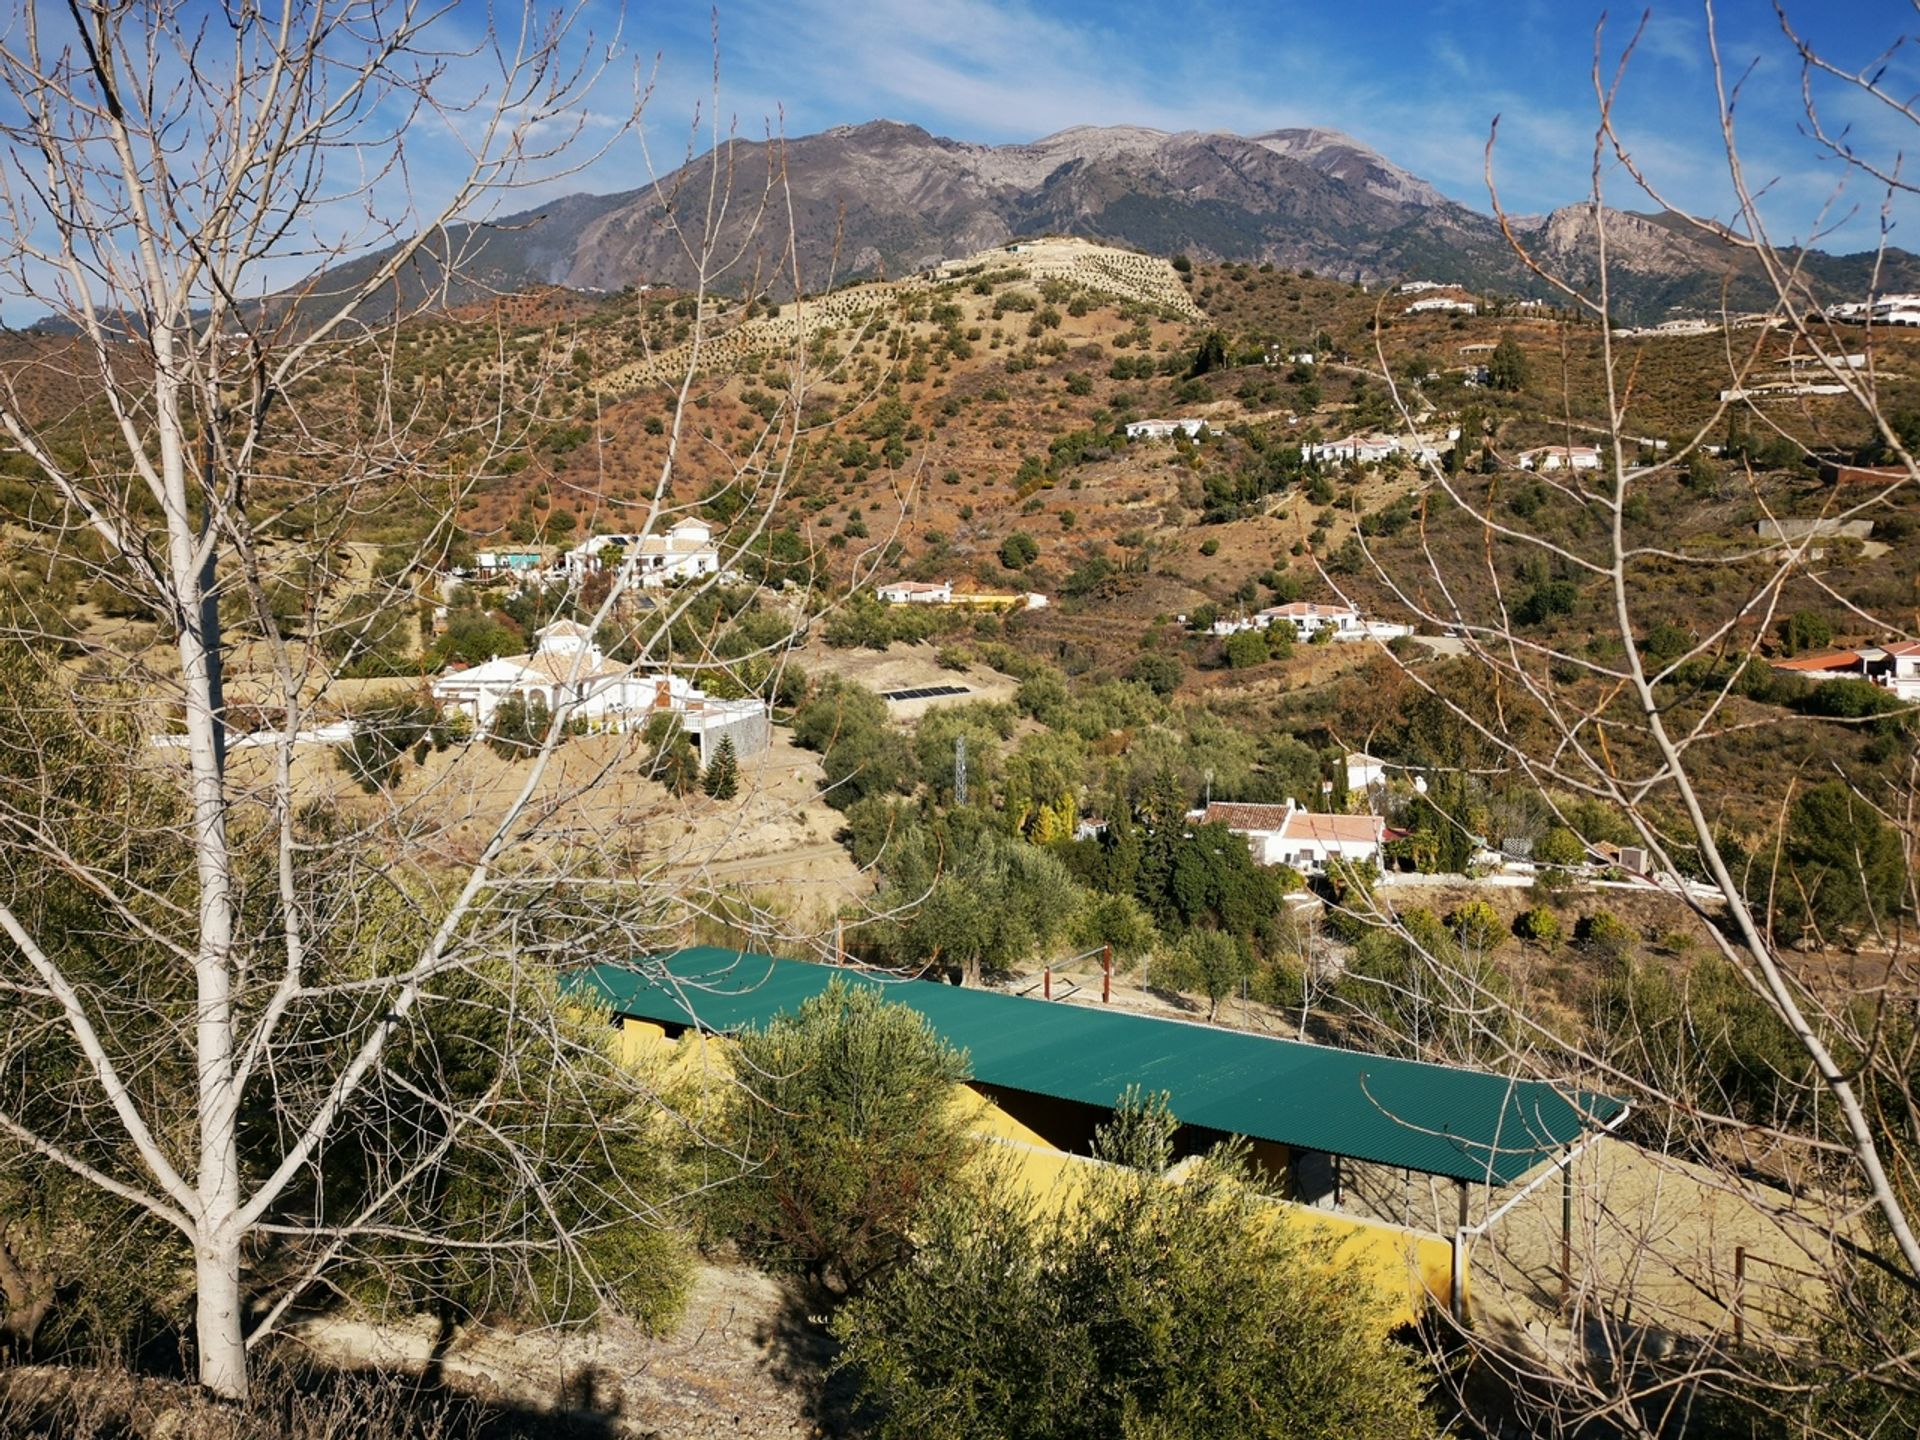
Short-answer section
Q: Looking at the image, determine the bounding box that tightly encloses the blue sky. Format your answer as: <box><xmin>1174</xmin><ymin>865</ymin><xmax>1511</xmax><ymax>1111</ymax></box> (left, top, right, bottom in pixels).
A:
<box><xmin>2</xmin><ymin>0</ymin><xmax>1915</xmax><ymax>327</ymax></box>
<box><xmin>567</xmin><ymin>0</ymin><xmax>1920</xmax><ymax>255</ymax></box>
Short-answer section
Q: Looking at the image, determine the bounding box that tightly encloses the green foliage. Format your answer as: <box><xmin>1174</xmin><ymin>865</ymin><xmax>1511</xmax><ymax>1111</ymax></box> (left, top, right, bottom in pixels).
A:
<box><xmin>1574</xmin><ymin>909</ymin><xmax>1636</xmax><ymax>960</ymax></box>
<box><xmin>1514</xmin><ymin>904</ymin><xmax>1562</xmax><ymax>947</ymax></box>
<box><xmin>1126</xmin><ymin>652</ymin><xmax>1184</xmax><ymax>696</ymax></box>
<box><xmin>1343</xmin><ymin>908</ymin><xmax>1513</xmax><ymax>1061</ymax></box>
<box><xmin>1776</xmin><ymin>780</ymin><xmax>1908</xmax><ymax>943</ymax></box>
<box><xmin>834</xmin><ymin>1094</ymin><xmax>1435</xmax><ymax>1440</ymax></box>
<box><xmin>866</xmin><ymin>819</ymin><xmax>1084</xmax><ymax>983</ymax></box>
<box><xmin>1446</xmin><ymin>899</ymin><xmax>1503</xmax><ymax>952</ymax></box>
<box><xmin>324</xmin><ymin>591</ymin><xmax>415</xmax><ymax>672</ymax></box>
<box><xmin>701</xmin><ymin>735</ymin><xmax>740</xmax><ymax>800</ymax></box>
<box><xmin>1488</xmin><ymin>332</ymin><xmax>1530</xmax><ymax>391</ymax></box>
<box><xmin>1224</xmin><ymin>628</ymin><xmax>1270</xmax><ymax>668</ymax></box>
<box><xmin>484</xmin><ymin>693</ymin><xmax>550</xmax><ymax>758</ymax></box>
<box><xmin>1779</xmin><ymin>610</ymin><xmax>1834</xmax><ymax>656</ymax></box>
<box><xmin>431</xmin><ymin>606</ymin><xmax>523</xmax><ymax>668</ymax></box>
<box><xmin>1188</xmin><ymin>330</ymin><xmax>1229</xmax><ymax>377</ymax></box>
<box><xmin>793</xmin><ymin>678</ymin><xmax>913</xmax><ymax>811</ymax></box>
<box><xmin>998</xmin><ymin>531</ymin><xmax>1039</xmax><ymax>569</ymax></box>
<box><xmin>1160</xmin><ymin>927</ymin><xmax>1255</xmax><ymax>1019</ymax></box>
<box><xmin>713</xmin><ymin>979</ymin><xmax>973</xmax><ymax>1296</ymax></box>
<box><xmin>1514</xmin><ymin>578</ymin><xmax>1578</xmax><ymax>627</ymax></box>
<box><xmin>642</xmin><ymin>714</ymin><xmax>701</xmax><ymax>796</ymax></box>
<box><xmin>1535</xmin><ymin>825</ymin><xmax>1586</xmax><ymax>867</ymax></box>
<box><xmin>1798</xmin><ymin>677</ymin><xmax>1912</xmax><ymax>731</ymax></box>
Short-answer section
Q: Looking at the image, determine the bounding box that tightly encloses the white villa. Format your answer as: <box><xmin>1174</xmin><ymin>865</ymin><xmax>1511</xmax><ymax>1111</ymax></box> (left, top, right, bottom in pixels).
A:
<box><xmin>562</xmin><ymin>518</ymin><xmax>721</xmax><ymax>588</ymax></box>
<box><xmin>430</xmin><ymin>620</ymin><xmax>768</xmax><ymax>763</ymax></box>
<box><xmin>1404</xmin><ymin>296</ymin><xmax>1478</xmax><ymax>316</ymax></box>
<box><xmin>1124</xmin><ymin>418</ymin><xmax>1210</xmax><ymax>440</ymax></box>
<box><xmin>1302</xmin><ymin>431</ymin><xmax>1450</xmax><ymax>466</ymax></box>
<box><xmin>1517</xmin><ymin>445</ymin><xmax>1602</xmax><ymax>472</ymax></box>
<box><xmin>876</xmin><ymin>580</ymin><xmax>954</xmax><ymax>604</ymax></box>
<box><xmin>1210</xmin><ymin>601</ymin><xmax>1412</xmax><ymax>643</ymax></box>
<box><xmin>1193</xmin><ymin>800</ymin><xmax>1386</xmax><ymax>874</ymax></box>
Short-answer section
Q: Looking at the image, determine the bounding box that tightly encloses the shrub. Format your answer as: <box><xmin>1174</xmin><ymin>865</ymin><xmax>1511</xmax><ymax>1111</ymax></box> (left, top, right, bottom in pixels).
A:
<box><xmin>1127</xmin><ymin>652</ymin><xmax>1184</xmax><ymax>697</ymax></box>
<box><xmin>1515</xmin><ymin>905</ymin><xmax>1562</xmax><ymax>947</ymax></box>
<box><xmin>834</xmin><ymin>1093</ymin><xmax>1436</xmax><ymax>1440</ymax></box>
<box><xmin>1575</xmin><ymin>909</ymin><xmax>1636</xmax><ymax>960</ymax></box>
<box><xmin>1447</xmin><ymin>899</ymin><xmax>1503</xmax><ymax>952</ymax></box>
<box><xmin>998</xmin><ymin>531</ymin><xmax>1039</xmax><ymax>569</ymax></box>
<box><xmin>1535</xmin><ymin>826</ymin><xmax>1586</xmax><ymax>867</ymax></box>
<box><xmin>712</xmin><ymin>980</ymin><xmax>973</xmax><ymax>1297</ymax></box>
<box><xmin>1224</xmin><ymin>630</ymin><xmax>1270</xmax><ymax>668</ymax></box>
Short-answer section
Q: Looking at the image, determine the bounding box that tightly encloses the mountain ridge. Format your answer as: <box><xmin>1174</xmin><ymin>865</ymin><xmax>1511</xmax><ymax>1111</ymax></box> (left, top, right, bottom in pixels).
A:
<box><xmin>287</xmin><ymin>120</ymin><xmax>1920</xmax><ymax>324</ymax></box>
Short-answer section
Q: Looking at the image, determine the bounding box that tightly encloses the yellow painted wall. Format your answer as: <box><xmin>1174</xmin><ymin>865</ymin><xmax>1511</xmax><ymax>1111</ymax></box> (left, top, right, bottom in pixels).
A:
<box><xmin>615</xmin><ymin>1020</ymin><xmax>1458</xmax><ymax>1321</ymax></box>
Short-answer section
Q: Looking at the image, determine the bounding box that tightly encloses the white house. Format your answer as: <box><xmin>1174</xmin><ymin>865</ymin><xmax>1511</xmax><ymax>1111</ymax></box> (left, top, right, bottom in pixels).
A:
<box><xmin>877</xmin><ymin>580</ymin><xmax>954</xmax><ymax>604</ymax></box>
<box><xmin>1867</xmin><ymin>642</ymin><xmax>1920</xmax><ymax>701</ymax></box>
<box><xmin>1258</xmin><ymin>601</ymin><xmax>1363</xmax><ymax>638</ymax></box>
<box><xmin>1517</xmin><ymin>445</ymin><xmax>1602</xmax><ymax>472</ymax></box>
<box><xmin>1303</xmin><ymin>433</ymin><xmax>1401</xmax><ymax>465</ymax></box>
<box><xmin>1345</xmin><ymin>753</ymin><xmax>1387</xmax><ymax>792</ymax></box>
<box><xmin>1125</xmin><ymin>418</ymin><xmax>1209</xmax><ymax>441</ymax></box>
<box><xmin>430</xmin><ymin>621</ymin><xmax>767</xmax><ymax>763</ymax></box>
<box><xmin>1193</xmin><ymin>799</ymin><xmax>1386</xmax><ymax>874</ymax></box>
<box><xmin>1302</xmin><ymin>432</ymin><xmax>1446</xmax><ymax>466</ymax></box>
<box><xmin>563</xmin><ymin>518</ymin><xmax>720</xmax><ymax>588</ymax></box>
<box><xmin>1404</xmin><ymin>296</ymin><xmax>1477</xmax><ymax>316</ymax></box>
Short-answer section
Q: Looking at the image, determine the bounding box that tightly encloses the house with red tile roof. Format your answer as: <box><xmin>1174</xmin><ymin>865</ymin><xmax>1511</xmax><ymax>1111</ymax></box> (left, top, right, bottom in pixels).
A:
<box><xmin>1194</xmin><ymin>799</ymin><xmax>1385</xmax><ymax>874</ymax></box>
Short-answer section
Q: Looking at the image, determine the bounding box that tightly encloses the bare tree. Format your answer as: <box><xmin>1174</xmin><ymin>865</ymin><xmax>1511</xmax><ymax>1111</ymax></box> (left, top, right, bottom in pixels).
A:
<box><xmin>1299</xmin><ymin>6</ymin><xmax>1920</xmax><ymax>1432</ymax></box>
<box><xmin>0</xmin><ymin>0</ymin><xmax>859</xmax><ymax>1402</ymax></box>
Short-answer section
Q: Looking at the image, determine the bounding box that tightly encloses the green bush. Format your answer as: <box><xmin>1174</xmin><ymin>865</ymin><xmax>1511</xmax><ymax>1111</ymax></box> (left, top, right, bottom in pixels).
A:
<box><xmin>1514</xmin><ymin>905</ymin><xmax>1562</xmax><ymax>947</ymax></box>
<box><xmin>711</xmin><ymin>979</ymin><xmax>973</xmax><ymax>1297</ymax></box>
<box><xmin>1575</xmin><ymin>909</ymin><xmax>1636</xmax><ymax>960</ymax></box>
<box><xmin>835</xmin><ymin>1093</ymin><xmax>1436</xmax><ymax>1440</ymax></box>
<box><xmin>1535</xmin><ymin>826</ymin><xmax>1586</xmax><ymax>867</ymax></box>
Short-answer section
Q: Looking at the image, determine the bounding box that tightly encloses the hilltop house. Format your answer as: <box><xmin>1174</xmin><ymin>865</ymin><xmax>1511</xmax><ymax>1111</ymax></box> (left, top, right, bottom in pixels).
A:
<box><xmin>1517</xmin><ymin>445</ymin><xmax>1602</xmax><ymax>472</ymax></box>
<box><xmin>1193</xmin><ymin>799</ymin><xmax>1386</xmax><ymax>874</ymax></box>
<box><xmin>430</xmin><ymin>620</ymin><xmax>767</xmax><ymax>763</ymax></box>
<box><xmin>1404</xmin><ymin>296</ymin><xmax>1477</xmax><ymax>316</ymax></box>
<box><xmin>562</xmin><ymin>517</ymin><xmax>721</xmax><ymax>588</ymax></box>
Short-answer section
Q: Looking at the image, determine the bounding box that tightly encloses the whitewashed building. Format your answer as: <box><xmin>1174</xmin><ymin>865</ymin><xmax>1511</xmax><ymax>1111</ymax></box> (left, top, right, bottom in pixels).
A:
<box><xmin>430</xmin><ymin>620</ymin><xmax>766</xmax><ymax>763</ymax></box>
<box><xmin>876</xmin><ymin>580</ymin><xmax>954</xmax><ymax>604</ymax></box>
<box><xmin>1193</xmin><ymin>800</ymin><xmax>1386</xmax><ymax>874</ymax></box>
<box><xmin>1125</xmin><ymin>418</ymin><xmax>1210</xmax><ymax>440</ymax></box>
<box><xmin>1517</xmin><ymin>445</ymin><xmax>1602</xmax><ymax>472</ymax></box>
<box><xmin>1345</xmin><ymin>753</ymin><xmax>1387</xmax><ymax>792</ymax></box>
<box><xmin>1404</xmin><ymin>296</ymin><xmax>1478</xmax><ymax>316</ymax></box>
<box><xmin>563</xmin><ymin>518</ymin><xmax>721</xmax><ymax>588</ymax></box>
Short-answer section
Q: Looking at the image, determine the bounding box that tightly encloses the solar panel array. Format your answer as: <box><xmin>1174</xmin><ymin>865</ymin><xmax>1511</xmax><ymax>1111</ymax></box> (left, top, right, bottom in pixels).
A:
<box><xmin>881</xmin><ymin>683</ymin><xmax>971</xmax><ymax>701</ymax></box>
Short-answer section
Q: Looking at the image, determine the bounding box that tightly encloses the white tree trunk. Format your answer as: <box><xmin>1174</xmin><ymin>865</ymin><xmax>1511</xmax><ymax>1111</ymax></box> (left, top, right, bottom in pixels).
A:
<box><xmin>194</xmin><ymin>1230</ymin><xmax>248</xmax><ymax>1402</ymax></box>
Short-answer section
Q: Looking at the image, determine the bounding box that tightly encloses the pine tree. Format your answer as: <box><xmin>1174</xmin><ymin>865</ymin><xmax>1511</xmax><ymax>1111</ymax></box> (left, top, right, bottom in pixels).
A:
<box><xmin>702</xmin><ymin>735</ymin><xmax>740</xmax><ymax>801</ymax></box>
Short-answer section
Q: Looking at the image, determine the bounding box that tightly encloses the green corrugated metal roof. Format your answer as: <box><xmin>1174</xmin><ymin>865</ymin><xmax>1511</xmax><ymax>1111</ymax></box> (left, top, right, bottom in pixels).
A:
<box><xmin>572</xmin><ymin>947</ymin><xmax>1624</xmax><ymax>1187</ymax></box>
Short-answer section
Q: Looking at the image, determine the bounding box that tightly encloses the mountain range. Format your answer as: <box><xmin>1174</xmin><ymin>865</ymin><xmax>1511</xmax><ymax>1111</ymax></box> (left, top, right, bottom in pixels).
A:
<box><xmin>319</xmin><ymin>121</ymin><xmax>1920</xmax><ymax>323</ymax></box>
